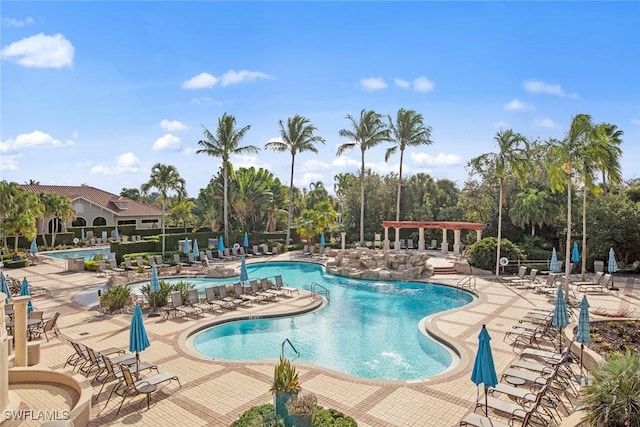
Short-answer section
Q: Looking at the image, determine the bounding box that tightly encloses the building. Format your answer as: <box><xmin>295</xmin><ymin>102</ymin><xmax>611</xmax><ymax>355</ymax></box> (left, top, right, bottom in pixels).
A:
<box><xmin>20</xmin><ymin>184</ymin><xmax>163</xmax><ymax>232</ymax></box>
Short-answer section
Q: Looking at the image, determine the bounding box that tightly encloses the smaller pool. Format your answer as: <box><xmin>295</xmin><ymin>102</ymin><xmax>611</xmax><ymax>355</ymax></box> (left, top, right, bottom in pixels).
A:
<box><xmin>43</xmin><ymin>248</ymin><xmax>110</xmax><ymax>260</ymax></box>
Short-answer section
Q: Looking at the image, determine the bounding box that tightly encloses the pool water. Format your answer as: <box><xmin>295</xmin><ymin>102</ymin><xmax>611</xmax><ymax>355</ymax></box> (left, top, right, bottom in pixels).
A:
<box><xmin>43</xmin><ymin>248</ymin><xmax>110</xmax><ymax>260</ymax></box>
<box><xmin>184</xmin><ymin>262</ymin><xmax>472</xmax><ymax>381</ymax></box>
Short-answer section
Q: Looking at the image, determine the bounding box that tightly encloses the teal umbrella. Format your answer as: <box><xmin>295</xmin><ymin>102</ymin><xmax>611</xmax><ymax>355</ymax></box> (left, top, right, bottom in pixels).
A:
<box><xmin>471</xmin><ymin>325</ymin><xmax>498</xmax><ymax>416</ymax></box>
<box><xmin>1</xmin><ymin>273</ymin><xmax>11</xmax><ymax>304</ymax></box>
<box><xmin>193</xmin><ymin>239</ymin><xmax>200</xmax><ymax>259</ymax></box>
<box><xmin>571</xmin><ymin>242</ymin><xmax>580</xmax><ymax>263</ymax></box>
<box><xmin>576</xmin><ymin>296</ymin><xmax>591</xmax><ymax>379</ymax></box>
<box><xmin>607</xmin><ymin>248</ymin><xmax>618</xmax><ymax>273</ymax></box>
<box><xmin>243</xmin><ymin>232</ymin><xmax>249</xmax><ymax>248</ymax></box>
<box><xmin>320</xmin><ymin>232</ymin><xmax>326</xmax><ymax>248</ymax></box>
<box><xmin>240</xmin><ymin>256</ymin><xmax>249</xmax><ymax>283</ymax></box>
<box><xmin>183</xmin><ymin>238</ymin><xmax>191</xmax><ymax>255</ymax></box>
<box><xmin>129</xmin><ymin>304</ymin><xmax>150</xmax><ymax>379</ymax></box>
<box><xmin>218</xmin><ymin>236</ymin><xmax>225</xmax><ymax>252</ymax></box>
<box><xmin>550</xmin><ymin>247</ymin><xmax>559</xmax><ymax>272</ymax></box>
<box><xmin>148</xmin><ymin>265</ymin><xmax>160</xmax><ymax>317</ymax></box>
<box><xmin>553</xmin><ymin>286</ymin><xmax>569</xmax><ymax>351</ymax></box>
<box><xmin>113</xmin><ymin>227</ymin><xmax>119</xmax><ymax>238</ymax></box>
<box><xmin>81</xmin><ymin>228</ymin><xmax>85</xmax><ymax>240</ymax></box>
<box><xmin>20</xmin><ymin>277</ymin><xmax>33</xmax><ymax>313</ymax></box>
<box><xmin>30</xmin><ymin>239</ymin><xmax>38</xmax><ymax>254</ymax></box>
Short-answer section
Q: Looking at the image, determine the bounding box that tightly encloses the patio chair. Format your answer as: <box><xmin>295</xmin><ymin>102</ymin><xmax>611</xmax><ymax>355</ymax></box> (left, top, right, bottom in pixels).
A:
<box><xmin>218</xmin><ymin>250</ymin><xmax>233</xmax><ymax>261</ymax></box>
<box><xmin>96</xmin><ymin>353</ymin><xmax>158</xmax><ymax>401</ymax></box>
<box><xmin>252</xmin><ymin>245</ymin><xmax>262</xmax><ymax>256</ymax></box>
<box><xmin>136</xmin><ymin>257</ymin><xmax>150</xmax><ymax>270</ymax></box>
<box><xmin>173</xmin><ymin>254</ymin><xmax>188</xmax><ymax>267</ymax></box>
<box><xmin>97</xmin><ymin>260</ymin><xmax>110</xmax><ymax>277</ymax></box>
<box><xmin>155</xmin><ymin>255</ymin><xmax>170</xmax><ymax>269</ymax></box>
<box><xmin>112</xmin><ymin>365</ymin><xmax>181</xmax><ymax>415</ymax></box>
<box><xmin>33</xmin><ymin>312</ymin><xmax>61</xmax><ymax>342</ymax></box>
<box><xmin>504</xmin><ymin>266</ymin><xmax>527</xmax><ymax>284</ymax></box>
<box><xmin>274</xmin><ymin>275</ymin><xmax>298</xmax><ymax>296</ymax></box>
<box><xmin>204</xmin><ymin>286</ymin><xmax>231</xmax><ymax>310</ymax></box>
<box><xmin>168</xmin><ymin>291</ymin><xmax>202</xmax><ymax>319</ymax></box>
<box><xmin>224</xmin><ymin>248</ymin><xmax>238</xmax><ymax>260</ymax></box>
<box><xmin>572</xmin><ymin>271</ymin><xmax>605</xmax><ymax>292</ymax></box>
<box><xmin>407</xmin><ymin>239</ymin><xmax>415</xmax><ymax>250</ymax></box>
<box><xmin>187</xmin><ymin>253</ymin><xmax>201</xmax><ymax>267</ymax></box>
<box><xmin>205</xmin><ymin>249</ymin><xmax>214</xmax><ymax>260</ymax></box>
<box><xmin>217</xmin><ymin>285</ymin><xmax>244</xmax><ymax>307</ymax></box>
<box><xmin>64</xmin><ymin>341</ymin><xmax>124</xmax><ymax>372</ymax></box>
<box><xmin>124</xmin><ymin>258</ymin><xmax>136</xmax><ymax>270</ymax></box>
<box><xmin>109</xmin><ymin>259</ymin><xmax>126</xmax><ymax>275</ymax></box>
<box><xmin>251</xmin><ymin>280</ymin><xmax>276</xmax><ymax>301</ymax></box>
<box><xmin>510</xmin><ymin>269</ymin><xmax>539</xmax><ymax>288</ymax></box>
<box><xmin>461</xmin><ymin>399</ymin><xmax>542</xmax><ymax>427</ymax></box>
<box><xmin>428</xmin><ymin>239</ymin><xmax>437</xmax><ymax>250</ymax></box>
<box><xmin>188</xmin><ymin>289</ymin><xmax>213</xmax><ymax>312</ymax></box>
<box><xmin>233</xmin><ymin>282</ymin><xmax>258</xmax><ymax>306</ymax></box>
<box><xmin>260</xmin><ymin>278</ymin><xmax>283</xmax><ymax>299</ymax></box>
<box><xmin>301</xmin><ymin>245</ymin><xmax>311</xmax><ymax>257</ymax></box>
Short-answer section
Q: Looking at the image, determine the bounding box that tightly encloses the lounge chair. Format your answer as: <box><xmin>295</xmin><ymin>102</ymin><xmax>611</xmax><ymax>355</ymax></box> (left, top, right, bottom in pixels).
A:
<box><xmin>168</xmin><ymin>291</ymin><xmax>203</xmax><ymax>319</ymax></box>
<box><xmin>301</xmin><ymin>245</ymin><xmax>310</xmax><ymax>257</ymax></box>
<box><xmin>95</xmin><ymin>353</ymin><xmax>158</xmax><ymax>401</ymax></box>
<box><xmin>261</xmin><ymin>278</ymin><xmax>283</xmax><ymax>299</ymax></box>
<box><xmin>233</xmin><ymin>283</ymin><xmax>258</xmax><ymax>306</ymax></box>
<box><xmin>224</xmin><ymin>248</ymin><xmax>238</xmax><ymax>260</ymax></box>
<box><xmin>218</xmin><ymin>250</ymin><xmax>233</xmax><ymax>261</ymax></box>
<box><xmin>261</xmin><ymin>245</ymin><xmax>273</xmax><ymax>256</ymax></box>
<box><xmin>173</xmin><ymin>254</ymin><xmax>188</xmax><ymax>267</ymax></box>
<box><xmin>155</xmin><ymin>255</ymin><xmax>170</xmax><ymax>269</ymax></box>
<box><xmin>476</xmin><ymin>384</ymin><xmax>548</xmax><ymax>424</ymax></box>
<box><xmin>252</xmin><ymin>245</ymin><xmax>262</xmax><ymax>256</ymax></box>
<box><xmin>109</xmin><ymin>259</ymin><xmax>126</xmax><ymax>275</ymax></box>
<box><xmin>251</xmin><ymin>280</ymin><xmax>276</xmax><ymax>301</ymax></box>
<box><xmin>136</xmin><ymin>257</ymin><xmax>150</xmax><ymax>270</ymax></box>
<box><xmin>510</xmin><ymin>269</ymin><xmax>539</xmax><ymax>288</ymax></box>
<box><xmin>428</xmin><ymin>239</ymin><xmax>437</xmax><ymax>250</ymax></box>
<box><xmin>407</xmin><ymin>239</ymin><xmax>415</xmax><ymax>250</ymax></box>
<box><xmin>504</xmin><ymin>266</ymin><xmax>527</xmax><ymax>284</ymax></box>
<box><xmin>188</xmin><ymin>253</ymin><xmax>201</xmax><ymax>267</ymax></box>
<box><xmin>204</xmin><ymin>286</ymin><xmax>231</xmax><ymax>310</ymax></box>
<box><xmin>64</xmin><ymin>341</ymin><xmax>124</xmax><ymax>372</ymax></box>
<box><xmin>188</xmin><ymin>289</ymin><xmax>213</xmax><ymax>312</ymax></box>
<box><xmin>274</xmin><ymin>275</ymin><xmax>298</xmax><ymax>296</ymax></box>
<box><xmin>218</xmin><ymin>285</ymin><xmax>244</xmax><ymax>307</ymax></box>
<box><xmin>461</xmin><ymin>399</ymin><xmax>542</xmax><ymax>427</ymax></box>
<box><xmin>111</xmin><ymin>365</ymin><xmax>181</xmax><ymax>414</ymax></box>
<box><xmin>33</xmin><ymin>312</ymin><xmax>61</xmax><ymax>342</ymax></box>
<box><xmin>124</xmin><ymin>258</ymin><xmax>136</xmax><ymax>270</ymax></box>
<box><xmin>97</xmin><ymin>260</ymin><xmax>110</xmax><ymax>277</ymax></box>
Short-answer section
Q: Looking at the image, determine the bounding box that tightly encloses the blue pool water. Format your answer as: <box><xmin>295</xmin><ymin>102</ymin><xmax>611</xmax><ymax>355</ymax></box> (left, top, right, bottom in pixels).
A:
<box><xmin>181</xmin><ymin>262</ymin><xmax>473</xmax><ymax>381</ymax></box>
<box><xmin>43</xmin><ymin>248</ymin><xmax>110</xmax><ymax>260</ymax></box>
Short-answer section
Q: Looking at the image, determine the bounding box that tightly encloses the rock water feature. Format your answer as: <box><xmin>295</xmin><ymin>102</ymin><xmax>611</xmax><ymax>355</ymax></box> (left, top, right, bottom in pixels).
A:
<box><xmin>325</xmin><ymin>248</ymin><xmax>433</xmax><ymax>281</ymax></box>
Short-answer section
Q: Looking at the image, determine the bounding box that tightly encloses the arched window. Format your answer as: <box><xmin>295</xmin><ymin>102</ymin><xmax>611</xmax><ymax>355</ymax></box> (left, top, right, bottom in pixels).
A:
<box><xmin>93</xmin><ymin>217</ymin><xmax>107</xmax><ymax>226</ymax></box>
<box><xmin>72</xmin><ymin>217</ymin><xmax>87</xmax><ymax>227</ymax></box>
<box><xmin>48</xmin><ymin>218</ymin><xmax>63</xmax><ymax>233</ymax></box>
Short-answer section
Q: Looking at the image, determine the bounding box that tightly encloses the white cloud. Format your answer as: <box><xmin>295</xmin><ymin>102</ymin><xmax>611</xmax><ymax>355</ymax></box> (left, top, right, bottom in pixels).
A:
<box><xmin>631</xmin><ymin>118</ymin><xmax>640</xmax><ymax>125</ymax></box>
<box><xmin>394</xmin><ymin>78</ymin><xmax>410</xmax><ymax>89</ymax></box>
<box><xmin>1</xmin><ymin>33</ymin><xmax>74</xmax><ymax>68</ymax></box>
<box><xmin>493</xmin><ymin>121</ymin><xmax>509</xmax><ymax>129</ymax></box>
<box><xmin>523</xmin><ymin>79</ymin><xmax>578</xmax><ymax>98</ymax></box>
<box><xmin>0</xmin><ymin>154</ymin><xmax>21</xmax><ymax>170</ymax></box>
<box><xmin>504</xmin><ymin>99</ymin><xmax>534</xmax><ymax>111</ymax></box>
<box><xmin>153</xmin><ymin>133</ymin><xmax>181</xmax><ymax>151</ymax></box>
<box><xmin>413</xmin><ymin>76</ymin><xmax>435</xmax><ymax>93</ymax></box>
<box><xmin>231</xmin><ymin>154</ymin><xmax>271</xmax><ymax>170</ymax></box>
<box><xmin>90</xmin><ymin>152</ymin><xmax>142</xmax><ymax>175</ymax></box>
<box><xmin>266</xmin><ymin>137</ymin><xmax>283</xmax><ymax>145</ymax></box>
<box><xmin>534</xmin><ymin>117</ymin><xmax>559</xmax><ymax>128</ymax></box>
<box><xmin>301</xmin><ymin>159</ymin><xmax>331</xmax><ymax>171</ymax></box>
<box><xmin>410</xmin><ymin>152</ymin><xmax>462</xmax><ymax>167</ymax></box>
<box><xmin>182</xmin><ymin>72</ymin><xmax>218</xmax><ymax>89</ymax></box>
<box><xmin>360</xmin><ymin>77</ymin><xmax>387</xmax><ymax>91</ymax></box>
<box><xmin>0</xmin><ymin>130</ymin><xmax>73</xmax><ymax>153</ymax></box>
<box><xmin>72</xmin><ymin>131</ymin><xmax>79</xmax><ymax>140</ymax></box>
<box><xmin>181</xmin><ymin>146</ymin><xmax>197</xmax><ymax>155</ymax></box>
<box><xmin>2</xmin><ymin>17</ymin><xmax>35</xmax><ymax>28</ymax></box>
<box><xmin>160</xmin><ymin>119</ymin><xmax>187</xmax><ymax>132</ymax></box>
<box><xmin>220</xmin><ymin>70</ymin><xmax>273</xmax><ymax>86</ymax></box>
<box><xmin>191</xmin><ymin>96</ymin><xmax>213</xmax><ymax>104</ymax></box>
<box><xmin>365</xmin><ymin>160</ymin><xmax>399</xmax><ymax>175</ymax></box>
<box><xmin>332</xmin><ymin>156</ymin><xmax>360</xmax><ymax>168</ymax></box>
<box><xmin>298</xmin><ymin>172</ymin><xmax>325</xmax><ymax>187</ymax></box>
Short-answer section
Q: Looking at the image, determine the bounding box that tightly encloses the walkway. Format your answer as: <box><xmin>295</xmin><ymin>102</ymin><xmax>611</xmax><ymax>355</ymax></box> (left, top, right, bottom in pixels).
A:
<box><xmin>4</xmin><ymin>252</ymin><xmax>639</xmax><ymax>426</ymax></box>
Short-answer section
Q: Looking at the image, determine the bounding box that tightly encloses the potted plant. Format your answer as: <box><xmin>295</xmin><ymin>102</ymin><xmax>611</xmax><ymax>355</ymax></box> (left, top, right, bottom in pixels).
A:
<box><xmin>269</xmin><ymin>356</ymin><xmax>301</xmax><ymax>426</ymax></box>
<box><xmin>286</xmin><ymin>392</ymin><xmax>317</xmax><ymax>427</ymax></box>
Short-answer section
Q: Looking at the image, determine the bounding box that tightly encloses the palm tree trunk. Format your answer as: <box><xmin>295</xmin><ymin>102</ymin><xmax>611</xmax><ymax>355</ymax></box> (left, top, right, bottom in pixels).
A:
<box><xmin>582</xmin><ymin>188</ymin><xmax>587</xmax><ymax>280</ymax></box>
<box><xmin>495</xmin><ymin>180</ymin><xmax>503</xmax><ymax>277</ymax></box>
<box><xmin>395</xmin><ymin>149</ymin><xmax>404</xmax><ymax>222</ymax></box>
<box><xmin>161</xmin><ymin>201</ymin><xmax>166</xmax><ymax>255</ymax></box>
<box><xmin>360</xmin><ymin>150</ymin><xmax>365</xmax><ymax>245</ymax></box>
<box><xmin>287</xmin><ymin>154</ymin><xmax>295</xmax><ymax>246</ymax></box>
<box><xmin>223</xmin><ymin>161</ymin><xmax>229</xmax><ymax>243</ymax></box>
<box><xmin>564</xmin><ymin>182</ymin><xmax>572</xmax><ymax>296</ymax></box>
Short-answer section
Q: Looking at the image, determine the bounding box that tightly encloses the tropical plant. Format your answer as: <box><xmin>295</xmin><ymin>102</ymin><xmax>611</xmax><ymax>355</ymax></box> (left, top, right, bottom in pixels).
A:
<box><xmin>230</xmin><ymin>404</ymin><xmax>285</xmax><ymax>427</ymax></box>
<box><xmin>139</xmin><ymin>279</ymin><xmax>173</xmax><ymax>307</ymax></box>
<box><xmin>141</xmin><ymin>163</ymin><xmax>187</xmax><ymax>255</ymax></box>
<box><xmin>386</xmin><ymin>108</ymin><xmax>433</xmax><ymax>221</ymax></box>
<box><xmin>265</xmin><ymin>115</ymin><xmax>325</xmax><ymax>245</ymax></box>
<box><xmin>0</xmin><ymin>181</ymin><xmax>42</xmax><ymax>251</ymax></box>
<box><xmin>337</xmin><ymin>109</ymin><xmax>391</xmax><ymax>245</ymax></box>
<box><xmin>468</xmin><ymin>130</ymin><xmax>530</xmax><ymax>277</ymax></box>
<box><xmin>197</xmin><ymin>114</ymin><xmax>258</xmax><ymax>242</ymax></box>
<box><xmin>170</xmin><ymin>199</ymin><xmax>197</xmax><ymax>231</ymax></box>
<box><xmin>509</xmin><ymin>187</ymin><xmax>556</xmax><ymax>236</ymax></box>
<box><xmin>101</xmin><ymin>285</ymin><xmax>131</xmax><ymax>312</ymax></box>
<box><xmin>581</xmin><ymin>351</ymin><xmax>640</xmax><ymax>427</ymax></box>
<box><xmin>269</xmin><ymin>356</ymin><xmax>301</xmax><ymax>394</ymax></box>
<box><xmin>593</xmin><ymin>123</ymin><xmax>624</xmax><ymax>194</ymax></box>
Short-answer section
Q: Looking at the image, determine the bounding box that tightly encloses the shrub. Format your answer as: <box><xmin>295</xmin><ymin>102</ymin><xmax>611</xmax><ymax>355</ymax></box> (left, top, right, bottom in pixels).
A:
<box><xmin>270</xmin><ymin>356</ymin><xmax>301</xmax><ymax>395</ymax></box>
<box><xmin>231</xmin><ymin>404</ymin><xmax>284</xmax><ymax>427</ymax></box>
<box><xmin>140</xmin><ymin>279</ymin><xmax>174</xmax><ymax>307</ymax></box>
<box><xmin>101</xmin><ymin>285</ymin><xmax>131</xmax><ymax>312</ymax></box>
<box><xmin>4</xmin><ymin>259</ymin><xmax>29</xmax><ymax>268</ymax></box>
<box><xmin>173</xmin><ymin>280</ymin><xmax>194</xmax><ymax>303</ymax></box>
<box><xmin>466</xmin><ymin>237</ymin><xmax>525</xmax><ymax>272</ymax></box>
<box><xmin>84</xmin><ymin>260</ymin><xmax>99</xmax><ymax>271</ymax></box>
<box><xmin>287</xmin><ymin>392</ymin><xmax>317</xmax><ymax>416</ymax></box>
<box><xmin>313</xmin><ymin>407</ymin><xmax>358</xmax><ymax>427</ymax></box>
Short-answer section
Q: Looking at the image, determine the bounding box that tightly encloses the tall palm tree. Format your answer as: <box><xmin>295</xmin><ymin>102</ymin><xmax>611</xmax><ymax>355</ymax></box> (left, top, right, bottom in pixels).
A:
<box><xmin>197</xmin><ymin>113</ymin><xmax>258</xmax><ymax>242</ymax></box>
<box><xmin>337</xmin><ymin>109</ymin><xmax>391</xmax><ymax>245</ymax></box>
<box><xmin>141</xmin><ymin>163</ymin><xmax>186</xmax><ymax>255</ymax></box>
<box><xmin>386</xmin><ymin>108</ymin><xmax>433</xmax><ymax>221</ymax></box>
<box><xmin>593</xmin><ymin>123</ymin><xmax>623</xmax><ymax>194</ymax></box>
<box><xmin>469</xmin><ymin>130</ymin><xmax>530</xmax><ymax>277</ymax></box>
<box><xmin>265</xmin><ymin>115</ymin><xmax>325</xmax><ymax>246</ymax></box>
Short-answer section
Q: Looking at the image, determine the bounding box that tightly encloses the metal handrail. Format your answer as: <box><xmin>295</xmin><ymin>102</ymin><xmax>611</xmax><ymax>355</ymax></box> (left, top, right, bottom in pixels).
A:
<box><xmin>310</xmin><ymin>282</ymin><xmax>330</xmax><ymax>301</ymax></box>
<box><xmin>281</xmin><ymin>338</ymin><xmax>299</xmax><ymax>358</ymax></box>
<box><xmin>457</xmin><ymin>275</ymin><xmax>476</xmax><ymax>290</ymax></box>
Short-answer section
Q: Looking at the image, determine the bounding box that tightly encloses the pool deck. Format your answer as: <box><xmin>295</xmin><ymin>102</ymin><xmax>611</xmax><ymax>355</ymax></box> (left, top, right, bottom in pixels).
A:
<box><xmin>4</xmin><ymin>251</ymin><xmax>640</xmax><ymax>426</ymax></box>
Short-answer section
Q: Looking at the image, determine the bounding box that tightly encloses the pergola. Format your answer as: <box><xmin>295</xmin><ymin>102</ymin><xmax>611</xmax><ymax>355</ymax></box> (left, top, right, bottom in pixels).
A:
<box><xmin>381</xmin><ymin>220</ymin><xmax>486</xmax><ymax>256</ymax></box>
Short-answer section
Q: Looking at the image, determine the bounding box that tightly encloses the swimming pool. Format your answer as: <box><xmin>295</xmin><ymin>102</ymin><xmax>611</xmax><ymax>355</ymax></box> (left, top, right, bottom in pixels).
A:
<box><xmin>43</xmin><ymin>248</ymin><xmax>110</xmax><ymax>260</ymax></box>
<box><xmin>182</xmin><ymin>262</ymin><xmax>473</xmax><ymax>381</ymax></box>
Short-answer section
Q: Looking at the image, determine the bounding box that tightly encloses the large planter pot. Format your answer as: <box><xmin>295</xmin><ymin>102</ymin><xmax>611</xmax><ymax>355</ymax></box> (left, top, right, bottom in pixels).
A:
<box><xmin>274</xmin><ymin>391</ymin><xmax>295</xmax><ymax>426</ymax></box>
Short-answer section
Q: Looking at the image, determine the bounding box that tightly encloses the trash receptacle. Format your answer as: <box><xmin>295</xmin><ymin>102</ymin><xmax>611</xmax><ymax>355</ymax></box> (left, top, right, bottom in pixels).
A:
<box><xmin>594</xmin><ymin>260</ymin><xmax>604</xmax><ymax>273</ymax></box>
<box><xmin>67</xmin><ymin>257</ymin><xmax>85</xmax><ymax>272</ymax></box>
<box><xmin>27</xmin><ymin>341</ymin><xmax>41</xmax><ymax>366</ymax></box>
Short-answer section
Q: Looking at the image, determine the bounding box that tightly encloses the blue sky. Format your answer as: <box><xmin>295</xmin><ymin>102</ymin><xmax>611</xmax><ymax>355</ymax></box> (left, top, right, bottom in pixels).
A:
<box><xmin>2</xmin><ymin>2</ymin><xmax>639</xmax><ymax>197</ymax></box>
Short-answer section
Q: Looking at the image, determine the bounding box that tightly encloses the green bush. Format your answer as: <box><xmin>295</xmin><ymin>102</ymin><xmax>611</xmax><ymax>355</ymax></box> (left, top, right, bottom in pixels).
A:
<box><xmin>84</xmin><ymin>260</ymin><xmax>99</xmax><ymax>271</ymax></box>
<box><xmin>4</xmin><ymin>259</ymin><xmax>28</xmax><ymax>268</ymax></box>
<box><xmin>313</xmin><ymin>407</ymin><xmax>358</xmax><ymax>427</ymax></box>
<box><xmin>231</xmin><ymin>404</ymin><xmax>357</xmax><ymax>427</ymax></box>
<box><xmin>140</xmin><ymin>279</ymin><xmax>174</xmax><ymax>307</ymax></box>
<box><xmin>101</xmin><ymin>285</ymin><xmax>131</xmax><ymax>312</ymax></box>
<box><xmin>466</xmin><ymin>237</ymin><xmax>525</xmax><ymax>272</ymax></box>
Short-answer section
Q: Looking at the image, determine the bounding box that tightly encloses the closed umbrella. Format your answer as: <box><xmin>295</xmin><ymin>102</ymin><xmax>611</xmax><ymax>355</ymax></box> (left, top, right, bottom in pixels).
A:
<box><xmin>148</xmin><ymin>265</ymin><xmax>160</xmax><ymax>317</ymax></box>
<box><xmin>1</xmin><ymin>273</ymin><xmax>11</xmax><ymax>304</ymax></box>
<box><xmin>608</xmin><ymin>248</ymin><xmax>618</xmax><ymax>290</ymax></box>
<box><xmin>193</xmin><ymin>239</ymin><xmax>200</xmax><ymax>260</ymax></box>
<box><xmin>550</xmin><ymin>247</ymin><xmax>559</xmax><ymax>272</ymax></box>
<box><xmin>320</xmin><ymin>232</ymin><xmax>326</xmax><ymax>248</ymax></box>
<box><xmin>183</xmin><ymin>237</ymin><xmax>191</xmax><ymax>255</ymax></box>
<box><xmin>129</xmin><ymin>304</ymin><xmax>150</xmax><ymax>380</ymax></box>
<box><xmin>552</xmin><ymin>286</ymin><xmax>570</xmax><ymax>351</ymax></box>
<box><xmin>20</xmin><ymin>277</ymin><xmax>33</xmax><ymax>313</ymax></box>
<box><xmin>240</xmin><ymin>256</ymin><xmax>249</xmax><ymax>284</ymax></box>
<box><xmin>30</xmin><ymin>239</ymin><xmax>38</xmax><ymax>254</ymax></box>
<box><xmin>571</xmin><ymin>242</ymin><xmax>580</xmax><ymax>263</ymax></box>
<box><xmin>81</xmin><ymin>228</ymin><xmax>86</xmax><ymax>240</ymax></box>
<box><xmin>243</xmin><ymin>232</ymin><xmax>249</xmax><ymax>249</ymax></box>
<box><xmin>218</xmin><ymin>236</ymin><xmax>225</xmax><ymax>252</ymax></box>
<box><xmin>576</xmin><ymin>296</ymin><xmax>591</xmax><ymax>382</ymax></box>
<box><xmin>471</xmin><ymin>325</ymin><xmax>498</xmax><ymax>416</ymax></box>
<box><xmin>114</xmin><ymin>227</ymin><xmax>119</xmax><ymax>239</ymax></box>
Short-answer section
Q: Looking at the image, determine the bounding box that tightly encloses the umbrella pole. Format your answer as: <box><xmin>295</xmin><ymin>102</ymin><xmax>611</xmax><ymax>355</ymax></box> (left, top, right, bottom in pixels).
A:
<box><xmin>484</xmin><ymin>387</ymin><xmax>488</xmax><ymax>417</ymax></box>
<box><xmin>136</xmin><ymin>352</ymin><xmax>140</xmax><ymax>381</ymax></box>
<box><xmin>580</xmin><ymin>344</ymin><xmax>584</xmax><ymax>384</ymax></box>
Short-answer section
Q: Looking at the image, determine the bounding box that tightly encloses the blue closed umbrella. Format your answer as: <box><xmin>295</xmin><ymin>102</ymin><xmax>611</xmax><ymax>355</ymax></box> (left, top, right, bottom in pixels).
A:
<box><xmin>129</xmin><ymin>304</ymin><xmax>150</xmax><ymax>379</ymax></box>
<box><xmin>571</xmin><ymin>242</ymin><xmax>580</xmax><ymax>263</ymax></box>
<box><xmin>114</xmin><ymin>227</ymin><xmax>119</xmax><ymax>238</ymax></box>
<box><xmin>148</xmin><ymin>265</ymin><xmax>161</xmax><ymax>316</ymax></box>
<box><xmin>20</xmin><ymin>277</ymin><xmax>33</xmax><ymax>313</ymax></box>
<box><xmin>576</xmin><ymin>296</ymin><xmax>591</xmax><ymax>379</ymax></box>
<box><xmin>471</xmin><ymin>325</ymin><xmax>498</xmax><ymax>416</ymax></box>
<box><xmin>550</xmin><ymin>247</ymin><xmax>559</xmax><ymax>272</ymax></box>
<box><xmin>607</xmin><ymin>248</ymin><xmax>618</xmax><ymax>273</ymax></box>
<box><xmin>553</xmin><ymin>286</ymin><xmax>569</xmax><ymax>351</ymax></box>
<box><xmin>193</xmin><ymin>239</ymin><xmax>200</xmax><ymax>260</ymax></box>
<box><xmin>243</xmin><ymin>232</ymin><xmax>249</xmax><ymax>249</ymax></box>
<box><xmin>240</xmin><ymin>257</ymin><xmax>249</xmax><ymax>283</ymax></box>
<box><xmin>320</xmin><ymin>232</ymin><xmax>326</xmax><ymax>248</ymax></box>
<box><xmin>30</xmin><ymin>239</ymin><xmax>38</xmax><ymax>254</ymax></box>
<box><xmin>1</xmin><ymin>273</ymin><xmax>11</xmax><ymax>304</ymax></box>
<box><xmin>183</xmin><ymin>238</ymin><xmax>191</xmax><ymax>255</ymax></box>
<box><xmin>81</xmin><ymin>228</ymin><xmax>85</xmax><ymax>240</ymax></box>
<box><xmin>218</xmin><ymin>236</ymin><xmax>225</xmax><ymax>252</ymax></box>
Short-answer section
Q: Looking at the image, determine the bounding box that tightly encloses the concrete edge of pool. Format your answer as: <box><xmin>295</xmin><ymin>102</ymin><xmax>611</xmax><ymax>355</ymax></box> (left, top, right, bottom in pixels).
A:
<box><xmin>175</xmin><ymin>276</ymin><xmax>480</xmax><ymax>386</ymax></box>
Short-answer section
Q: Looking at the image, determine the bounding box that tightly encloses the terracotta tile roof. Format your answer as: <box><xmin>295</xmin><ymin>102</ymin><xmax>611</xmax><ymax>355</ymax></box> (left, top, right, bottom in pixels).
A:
<box><xmin>19</xmin><ymin>184</ymin><xmax>163</xmax><ymax>217</ymax></box>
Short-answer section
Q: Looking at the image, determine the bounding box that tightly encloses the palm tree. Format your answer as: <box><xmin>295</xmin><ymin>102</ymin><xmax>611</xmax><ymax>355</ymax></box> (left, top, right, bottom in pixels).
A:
<box><xmin>386</xmin><ymin>108</ymin><xmax>433</xmax><ymax>222</ymax></box>
<box><xmin>197</xmin><ymin>113</ymin><xmax>258</xmax><ymax>242</ymax></box>
<box><xmin>337</xmin><ymin>109</ymin><xmax>391</xmax><ymax>245</ymax></box>
<box><xmin>469</xmin><ymin>130</ymin><xmax>530</xmax><ymax>277</ymax></box>
<box><xmin>265</xmin><ymin>115</ymin><xmax>325</xmax><ymax>246</ymax></box>
<box><xmin>509</xmin><ymin>187</ymin><xmax>556</xmax><ymax>236</ymax></box>
<box><xmin>141</xmin><ymin>163</ymin><xmax>186</xmax><ymax>255</ymax></box>
<box><xmin>593</xmin><ymin>123</ymin><xmax>623</xmax><ymax>194</ymax></box>
<box><xmin>170</xmin><ymin>199</ymin><xmax>196</xmax><ymax>232</ymax></box>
